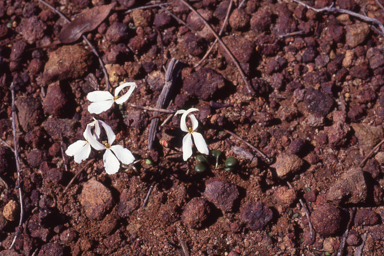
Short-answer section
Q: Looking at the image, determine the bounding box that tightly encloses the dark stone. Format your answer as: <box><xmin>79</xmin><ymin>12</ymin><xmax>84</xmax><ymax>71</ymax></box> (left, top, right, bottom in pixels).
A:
<box><xmin>354</xmin><ymin>208</ymin><xmax>379</xmax><ymax>226</ymax></box>
<box><xmin>37</xmin><ymin>243</ymin><xmax>64</xmax><ymax>256</ymax></box>
<box><xmin>251</xmin><ymin>78</ymin><xmax>271</xmax><ymax>95</ymax></box>
<box><xmin>117</xmin><ymin>189</ymin><xmax>139</xmax><ymax>218</ymax></box>
<box><xmin>183</xmin><ymin>68</ymin><xmax>224</xmax><ymax>100</ymax></box>
<box><xmin>106</xmin><ymin>22</ymin><xmax>128</xmax><ymax>43</ymax></box>
<box><xmin>221</xmin><ymin>35</ymin><xmax>254</xmax><ymax>63</ymax></box>
<box><xmin>302</xmin><ymin>47</ymin><xmax>317</xmax><ymax>63</ymax></box>
<box><xmin>183</xmin><ymin>32</ymin><xmax>206</xmax><ymax>56</ymax></box>
<box><xmin>154</xmin><ymin>12</ymin><xmax>172</xmax><ymax>28</ymax></box>
<box><xmin>336</xmin><ymin>0</ymin><xmax>356</xmax><ymax>10</ymax></box>
<box><xmin>204</xmin><ymin>179</ymin><xmax>239</xmax><ymax>212</ymax></box>
<box><xmin>350</xmin><ymin>65</ymin><xmax>370</xmax><ymax>80</ymax></box>
<box><xmin>346</xmin><ymin>229</ymin><xmax>361</xmax><ymax>245</ymax></box>
<box><xmin>229</xmin><ymin>8</ymin><xmax>250</xmax><ymax>30</ymax></box>
<box><xmin>117</xmin><ymin>0</ymin><xmax>135</xmax><ymax>8</ymax></box>
<box><xmin>250</xmin><ymin>8</ymin><xmax>272</xmax><ymax>32</ymax></box>
<box><xmin>311</xmin><ymin>204</ymin><xmax>342</xmax><ymax>236</ymax></box>
<box><xmin>288</xmin><ymin>138</ymin><xmax>305</xmax><ymax>154</ymax></box>
<box><xmin>15</xmin><ymin>96</ymin><xmax>44</xmax><ymax>132</ymax></box>
<box><xmin>304</xmin><ymin>88</ymin><xmax>334</xmax><ymax>117</ymax></box>
<box><xmin>43</xmin><ymin>81</ymin><xmax>68</xmax><ymax>117</ymax></box>
<box><xmin>187</xmin><ymin>9</ymin><xmax>212</xmax><ymax>31</ymax></box>
<box><xmin>239</xmin><ymin>202</ymin><xmax>273</xmax><ymax>231</ymax></box>
<box><xmin>182</xmin><ymin>197</ymin><xmax>210</xmax><ymax>229</ymax></box>
<box><xmin>27</xmin><ymin>149</ymin><xmax>47</xmax><ymax>168</ymax></box>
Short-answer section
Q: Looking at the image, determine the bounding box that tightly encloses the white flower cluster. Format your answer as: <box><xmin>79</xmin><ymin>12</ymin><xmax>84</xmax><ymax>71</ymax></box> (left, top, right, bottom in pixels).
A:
<box><xmin>66</xmin><ymin>83</ymin><xmax>136</xmax><ymax>174</ymax></box>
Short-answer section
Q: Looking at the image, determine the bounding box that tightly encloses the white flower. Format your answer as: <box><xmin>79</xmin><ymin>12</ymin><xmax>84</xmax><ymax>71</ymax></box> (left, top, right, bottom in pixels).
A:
<box><xmin>87</xmin><ymin>82</ymin><xmax>136</xmax><ymax>114</ymax></box>
<box><xmin>88</xmin><ymin>119</ymin><xmax>135</xmax><ymax>174</ymax></box>
<box><xmin>65</xmin><ymin>120</ymin><xmax>104</xmax><ymax>163</ymax></box>
<box><xmin>176</xmin><ymin>108</ymin><xmax>209</xmax><ymax>161</ymax></box>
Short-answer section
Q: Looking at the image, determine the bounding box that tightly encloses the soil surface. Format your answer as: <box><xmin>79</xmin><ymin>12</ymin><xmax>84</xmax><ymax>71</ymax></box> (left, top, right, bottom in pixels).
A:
<box><xmin>1</xmin><ymin>0</ymin><xmax>384</xmax><ymax>255</ymax></box>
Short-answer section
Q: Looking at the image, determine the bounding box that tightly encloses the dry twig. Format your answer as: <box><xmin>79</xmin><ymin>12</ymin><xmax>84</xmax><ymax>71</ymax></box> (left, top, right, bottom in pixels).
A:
<box><xmin>37</xmin><ymin>0</ymin><xmax>111</xmax><ymax>90</ymax></box>
<box><xmin>355</xmin><ymin>232</ymin><xmax>367</xmax><ymax>256</ymax></box>
<box><xmin>293</xmin><ymin>0</ymin><xmax>384</xmax><ymax>36</ymax></box>
<box><xmin>179</xmin><ymin>0</ymin><xmax>254</xmax><ymax>94</ymax></box>
<box><xmin>0</xmin><ymin>176</ymin><xmax>8</xmax><ymax>189</ymax></box>
<box><xmin>0</xmin><ymin>138</ymin><xmax>14</xmax><ymax>153</ymax></box>
<box><xmin>238</xmin><ymin>0</ymin><xmax>247</xmax><ymax>9</ymax></box>
<box><xmin>359</xmin><ymin>139</ymin><xmax>384</xmax><ymax>167</ymax></box>
<box><xmin>337</xmin><ymin>207</ymin><xmax>356</xmax><ymax>256</ymax></box>
<box><xmin>195</xmin><ymin>0</ymin><xmax>233</xmax><ymax>68</ymax></box>
<box><xmin>124</xmin><ymin>3</ymin><xmax>171</xmax><ymax>14</ymax></box>
<box><xmin>142</xmin><ymin>184</ymin><xmax>155</xmax><ymax>208</ymax></box>
<box><xmin>127</xmin><ymin>103</ymin><xmax>175</xmax><ymax>113</ymax></box>
<box><xmin>9</xmin><ymin>82</ymin><xmax>24</xmax><ymax>250</ymax></box>
<box><xmin>63</xmin><ymin>159</ymin><xmax>95</xmax><ymax>194</ymax></box>
<box><xmin>160</xmin><ymin>6</ymin><xmax>196</xmax><ymax>32</ymax></box>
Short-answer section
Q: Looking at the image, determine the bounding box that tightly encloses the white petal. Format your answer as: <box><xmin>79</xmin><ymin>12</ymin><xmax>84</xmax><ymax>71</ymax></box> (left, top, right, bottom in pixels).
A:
<box><xmin>87</xmin><ymin>129</ymin><xmax>106</xmax><ymax>151</ymax></box>
<box><xmin>175</xmin><ymin>109</ymin><xmax>186</xmax><ymax>115</ymax></box>
<box><xmin>180</xmin><ymin>108</ymin><xmax>199</xmax><ymax>132</ymax></box>
<box><xmin>103</xmin><ymin>149</ymin><xmax>120</xmax><ymax>174</ymax></box>
<box><xmin>110</xmin><ymin>145</ymin><xmax>135</xmax><ymax>165</ymax></box>
<box><xmin>192</xmin><ymin>132</ymin><xmax>209</xmax><ymax>155</ymax></box>
<box><xmin>87</xmin><ymin>91</ymin><xmax>114</xmax><ymax>102</ymax></box>
<box><xmin>65</xmin><ymin>140</ymin><xmax>87</xmax><ymax>157</ymax></box>
<box><xmin>91</xmin><ymin>118</ymin><xmax>101</xmax><ymax>138</ymax></box>
<box><xmin>189</xmin><ymin>113</ymin><xmax>199</xmax><ymax>131</ymax></box>
<box><xmin>73</xmin><ymin>144</ymin><xmax>91</xmax><ymax>163</ymax></box>
<box><xmin>182</xmin><ymin>133</ymin><xmax>193</xmax><ymax>161</ymax></box>
<box><xmin>83</xmin><ymin>123</ymin><xmax>93</xmax><ymax>141</ymax></box>
<box><xmin>88</xmin><ymin>100</ymin><xmax>114</xmax><ymax>114</ymax></box>
<box><xmin>99</xmin><ymin>120</ymin><xmax>116</xmax><ymax>145</ymax></box>
<box><xmin>115</xmin><ymin>82</ymin><xmax>136</xmax><ymax>104</ymax></box>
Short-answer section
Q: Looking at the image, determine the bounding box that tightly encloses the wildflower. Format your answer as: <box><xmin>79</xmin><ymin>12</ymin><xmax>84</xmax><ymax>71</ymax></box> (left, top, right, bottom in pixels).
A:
<box><xmin>65</xmin><ymin>120</ymin><xmax>104</xmax><ymax>163</ymax></box>
<box><xmin>176</xmin><ymin>108</ymin><xmax>209</xmax><ymax>161</ymax></box>
<box><xmin>87</xmin><ymin>82</ymin><xmax>136</xmax><ymax>114</ymax></box>
<box><xmin>88</xmin><ymin>119</ymin><xmax>135</xmax><ymax>174</ymax></box>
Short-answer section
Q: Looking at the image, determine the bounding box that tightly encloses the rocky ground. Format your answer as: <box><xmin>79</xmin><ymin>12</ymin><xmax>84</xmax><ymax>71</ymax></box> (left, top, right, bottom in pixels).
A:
<box><xmin>1</xmin><ymin>0</ymin><xmax>384</xmax><ymax>255</ymax></box>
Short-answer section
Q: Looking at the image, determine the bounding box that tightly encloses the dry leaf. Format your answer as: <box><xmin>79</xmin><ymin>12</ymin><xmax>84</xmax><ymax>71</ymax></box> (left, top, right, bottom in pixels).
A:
<box><xmin>58</xmin><ymin>2</ymin><xmax>116</xmax><ymax>44</ymax></box>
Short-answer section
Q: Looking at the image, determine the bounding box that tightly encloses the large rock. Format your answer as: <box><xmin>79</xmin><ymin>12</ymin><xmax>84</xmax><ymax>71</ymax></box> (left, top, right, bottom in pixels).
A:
<box><xmin>183</xmin><ymin>68</ymin><xmax>224</xmax><ymax>100</ymax></box>
<box><xmin>79</xmin><ymin>178</ymin><xmax>114</xmax><ymax>220</ymax></box>
<box><xmin>204</xmin><ymin>179</ymin><xmax>238</xmax><ymax>212</ymax></box>
<box><xmin>272</xmin><ymin>153</ymin><xmax>304</xmax><ymax>179</ymax></box>
<box><xmin>239</xmin><ymin>202</ymin><xmax>273</xmax><ymax>231</ymax></box>
<box><xmin>15</xmin><ymin>96</ymin><xmax>44</xmax><ymax>132</ymax></box>
<box><xmin>345</xmin><ymin>23</ymin><xmax>370</xmax><ymax>48</ymax></box>
<box><xmin>181</xmin><ymin>197</ymin><xmax>210</xmax><ymax>229</ymax></box>
<box><xmin>311</xmin><ymin>203</ymin><xmax>342</xmax><ymax>236</ymax></box>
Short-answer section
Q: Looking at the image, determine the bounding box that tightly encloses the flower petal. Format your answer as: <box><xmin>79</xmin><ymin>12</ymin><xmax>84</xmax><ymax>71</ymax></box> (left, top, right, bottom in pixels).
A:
<box><xmin>175</xmin><ymin>109</ymin><xmax>186</xmax><ymax>115</ymax></box>
<box><xmin>189</xmin><ymin>113</ymin><xmax>199</xmax><ymax>131</ymax></box>
<box><xmin>88</xmin><ymin>100</ymin><xmax>114</xmax><ymax>114</ymax></box>
<box><xmin>115</xmin><ymin>82</ymin><xmax>136</xmax><ymax>104</ymax></box>
<box><xmin>180</xmin><ymin>108</ymin><xmax>199</xmax><ymax>132</ymax></box>
<box><xmin>103</xmin><ymin>149</ymin><xmax>120</xmax><ymax>174</ymax></box>
<box><xmin>99</xmin><ymin>120</ymin><xmax>116</xmax><ymax>145</ymax></box>
<box><xmin>182</xmin><ymin>133</ymin><xmax>193</xmax><ymax>161</ymax></box>
<box><xmin>65</xmin><ymin>140</ymin><xmax>87</xmax><ymax>157</ymax></box>
<box><xmin>87</xmin><ymin>127</ymin><xmax>106</xmax><ymax>151</ymax></box>
<box><xmin>110</xmin><ymin>145</ymin><xmax>135</xmax><ymax>165</ymax></box>
<box><xmin>73</xmin><ymin>144</ymin><xmax>91</xmax><ymax>163</ymax></box>
<box><xmin>192</xmin><ymin>132</ymin><xmax>209</xmax><ymax>155</ymax></box>
<box><xmin>91</xmin><ymin>118</ymin><xmax>101</xmax><ymax>138</ymax></box>
<box><xmin>87</xmin><ymin>91</ymin><xmax>113</xmax><ymax>102</ymax></box>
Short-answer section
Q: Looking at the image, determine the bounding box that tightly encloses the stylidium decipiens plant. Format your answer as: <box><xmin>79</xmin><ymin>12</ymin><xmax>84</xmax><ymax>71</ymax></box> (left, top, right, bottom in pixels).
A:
<box><xmin>176</xmin><ymin>108</ymin><xmax>209</xmax><ymax>161</ymax></box>
<box><xmin>87</xmin><ymin>82</ymin><xmax>136</xmax><ymax>114</ymax></box>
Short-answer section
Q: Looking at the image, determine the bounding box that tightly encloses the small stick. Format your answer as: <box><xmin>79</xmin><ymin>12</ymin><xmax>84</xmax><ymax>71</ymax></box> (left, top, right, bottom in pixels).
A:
<box><xmin>337</xmin><ymin>207</ymin><xmax>356</xmax><ymax>256</ymax></box>
<box><xmin>0</xmin><ymin>176</ymin><xmax>8</xmax><ymax>189</ymax></box>
<box><xmin>293</xmin><ymin>0</ymin><xmax>384</xmax><ymax>35</ymax></box>
<box><xmin>160</xmin><ymin>6</ymin><xmax>196</xmax><ymax>33</ymax></box>
<box><xmin>195</xmin><ymin>0</ymin><xmax>233</xmax><ymax>68</ymax></box>
<box><xmin>9</xmin><ymin>82</ymin><xmax>24</xmax><ymax>250</ymax></box>
<box><xmin>238</xmin><ymin>0</ymin><xmax>247</xmax><ymax>8</ymax></box>
<box><xmin>142</xmin><ymin>184</ymin><xmax>155</xmax><ymax>208</ymax></box>
<box><xmin>179</xmin><ymin>0</ymin><xmax>254</xmax><ymax>95</ymax></box>
<box><xmin>278</xmin><ymin>30</ymin><xmax>305</xmax><ymax>39</ymax></box>
<box><xmin>63</xmin><ymin>159</ymin><xmax>95</xmax><ymax>194</ymax></box>
<box><xmin>178</xmin><ymin>235</ymin><xmax>189</xmax><ymax>256</ymax></box>
<box><xmin>126</xmin><ymin>103</ymin><xmax>175</xmax><ymax>113</ymax></box>
<box><xmin>37</xmin><ymin>0</ymin><xmax>110</xmax><ymax>90</ymax></box>
<box><xmin>222</xmin><ymin>128</ymin><xmax>271</xmax><ymax>164</ymax></box>
<box><xmin>359</xmin><ymin>139</ymin><xmax>384</xmax><ymax>168</ymax></box>
<box><xmin>125</xmin><ymin>3</ymin><xmax>171</xmax><ymax>14</ymax></box>
<box><xmin>60</xmin><ymin>134</ymin><xmax>68</xmax><ymax>173</ymax></box>
<box><xmin>160</xmin><ymin>113</ymin><xmax>174</xmax><ymax>127</ymax></box>
<box><xmin>287</xmin><ymin>182</ymin><xmax>315</xmax><ymax>245</ymax></box>
<box><xmin>375</xmin><ymin>0</ymin><xmax>384</xmax><ymax>11</ymax></box>
<box><xmin>0</xmin><ymin>138</ymin><xmax>14</xmax><ymax>153</ymax></box>
<box><xmin>355</xmin><ymin>232</ymin><xmax>367</xmax><ymax>256</ymax></box>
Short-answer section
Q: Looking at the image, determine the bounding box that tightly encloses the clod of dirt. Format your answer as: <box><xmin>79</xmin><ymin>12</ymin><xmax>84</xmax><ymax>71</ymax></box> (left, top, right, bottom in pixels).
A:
<box><xmin>43</xmin><ymin>82</ymin><xmax>68</xmax><ymax>117</ymax></box>
<box><xmin>3</xmin><ymin>200</ymin><xmax>18</xmax><ymax>221</ymax></box>
<box><xmin>183</xmin><ymin>32</ymin><xmax>206</xmax><ymax>56</ymax></box>
<box><xmin>154</xmin><ymin>12</ymin><xmax>172</xmax><ymax>28</ymax></box>
<box><xmin>370</xmin><ymin>225</ymin><xmax>384</xmax><ymax>240</ymax></box>
<box><xmin>28</xmin><ymin>58</ymin><xmax>44</xmax><ymax>75</ymax></box>
<box><xmin>271</xmin><ymin>153</ymin><xmax>304</xmax><ymax>179</ymax></box>
<box><xmin>147</xmin><ymin>70</ymin><xmax>165</xmax><ymax>91</ymax></box>
<box><xmin>124</xmin><ymin>109</ymin><xmax>148</xmax><ymax>131</ymax></box>
<box><xmin>27</xmin><ymin>149</ymin><xmax>47</xmax><ymax>168</ymax></box>
<box><xmin>117</xmin><ymin>189</ymin><xmax>139</xmax><ymax>218</ymax></box>
<box><xmin>28</xmin><ymin>213</ymin><xmax>50</xmax><ymax>241</ymax></box>
<box><xmin>43</xmin><ymin>45</ymin><xmax>92</xmax><ymax>84</ymax></box>
<box><xmin>79</xmin><ymin>178</ymin><xmax>114</xmax><ymax>220</ymax></box>
<box><xmin>304</xmin><ymin>88</ymin><xmax>334</xmax><ymax>118</ymax></box>
<box><xmin>159</xmin><ymin>202</ymin><xmax>179</xmax><ymax>225</ymax></box>
<box><xmin>220</xmin><ymin>35</ymin><xmax>254</xmax><ymax>64</ymax></box>
<box><xmin>131</xmin><ymin>9</ymin><xmax>153</xmax><ymax>28</ymax></box>
<box><xmin>324</xmin><ymin>112</ymin><xmax>349</xmax><ymax>148</ymax></box>
<box><xmin>182</xmin><ymin>197</ymin><xmax>211</xmax><ymax>229</ymax></box>
<box><xmin>15</xmin><ymin>96</ymin><xmax>43</xmax><ymax>132</ymax></box>
<box><xmin>322</xmin><ymin>237</ymin><xmax>339</xmax><ymax>254</ymax></box>
<box><xmin>354</xmin><ymin>208</ymin><xmax>379</xmax><ymax>226</ymax></box>
<box><xmin>274</xmin><ymin>186</ymin><xmax>296</xmax><ymax>211</ymax></box>
<box><xmin>327</xmin><ymin>167</ymin><xmax>367</xmax><ymax>205</ymax></box>
<box><xmin>337</xmin><ymin>0</ymin><xmax>357</xmax><ymax>10</ymax></box>
<box><xmin>303</xmin><ymin>190</ymin><xmax>316</xmax><ymax>202</ymax></box>
<box><xmin>229</xmin><ymin>8</ymin><xmax>250</xmax><ymax>30</ymax></box>
<box><xmin>0</xmin><ymin>250</ymin><xmax>20</xmax><ymax>256</ymax></box>
<box><xmin>37</xmin><ymin>242</ymin><xmax>64</xmax><ymax>256</ymax></box>
<box><xmin>346</xmin><ymin>229</ymin><xmax>361</xmax><ymax>246</ymax></box>
<box><xmin>0</xmin><ymin>146</ymin><xmax>11</xmax><ymax>175</ymax></box>
<box><xmin>310</xmin><ymin>203</ymin><xmax>341</xmax><ymax>236</ymax></box>
<box><xmin>204</xmin><ymin>179</ymin><xmax>239</xmax><ymax>212</ymax></box>
<box><xmin>60</xmin><ymin>229</ymin><xmax>77</xmax><ymax>244</ymax></box>
<box><xmin>117</xmin><ymin>0</ymin><xmax>135</xmax><ymax>8</ymax></box>
<box><xmin>345</xmin><ymin>23</ymin><xmax>370</xmax><ymax>48</ymax></box>
<box><xmin>42</xmin><ymin>118</ymin><xmax>77</xmax><ymax>140</ymax></box>
<box><xmin>17</xmin><ymin>16</ymin><xmax>45</xmax><ymax>44</ymax></box>
<box><xmin>106</xmin><ymin>22</ymin><xmax>128</xmax><ymax>43</ymax></box>
<box><xmin>239</xmin><ymin>201</ymin><xmax>273</xmax><ymax>231</ymax></box>
<box><xmin>10</xmin><ymin>40</ymin><xmax>27</xmax><ymax>71</ymax></box>
<box><xmin>187</xmin><ymin>9</ymin><xmax>213</xmax><ymax>31</ymax></box>
<box><xmin>44</xmin><ymin>168</ymin><xmax>63</xmax><ymax>184</ymax></box>
<box><xmin>251</xmin><ymin>78</ymin><xmax>271</xmax><ymax>95</ymax></box>
<box><xmin>183</xmin><ymin>68</ymin><xmax>224</xmax><ymax>100</ymax></box>
<box><xmin>250</xmin><ymin>7</ymin><xmax>272</xmax><ymax>33</ymax></box>
<box><xmin>366</xmin><ymin>47</ymin><xmax>384</xmax><ymax>69</ymax></box>
<box><xmin>0</xmin><ymin>209</ymin><xmax>8</xmax><ymax>230</ymax></box>
<box><xmin>349</xmin><ymin>65</ymin><xmax>369</xmax><ymax>80</ymax></box>
<box><xmin>351</xmin><ymin>123</ymin><xmax>383</xmax><ymax>154</ymax></box>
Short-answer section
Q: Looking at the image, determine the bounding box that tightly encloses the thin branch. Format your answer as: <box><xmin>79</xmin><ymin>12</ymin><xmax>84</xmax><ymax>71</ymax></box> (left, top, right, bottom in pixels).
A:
<box><xmin>9</xmin><ymin>82</ymin><xmax>24</xmax><ymax>250</ymax></box>
<box><xmin>238</xmin><ymin>0</ymin><xmax>247</xmax><ymax>9</ymax></box>
<box><xmin>160</xmin><ymin>6</ymin><xmax>196</xmax><ymax>33</ymax></box>
<box><xmin>125</xmin><ymin>3</ymin><xmax>171</xmax><ymax>14</ymax></box>
<box><xmin>293</xmin><ymin>0</ymin><xmax>384</xmax><ymax>35</ymax></box>
<box><xmin>278</xmin><ymin>30</ymin><xmax>305</xmax><ymax>39</ymax></box>
<box><xmin>354</xmin><ymin>232</ymin><xmax>367</xmax><ymax>256</ymax></box>
<box><xmin>37</xmin><ymin>0</ymin><xmax>110</xmax><ymax>90</ymax></box>
<box><xmin>287</xmin><ymin>182</ymin><xmax>315</xmax><ymax>245</ymax></box>
<box><xmin>142</xmin><ymin>184</ymin><xmax>154</xmax><ymax>208</ymax></box>
<box><xmin>222</xmin><ymin>128</ymin><xmax>271</xmax><ymax>164</ymax></box>
<box><xmin>63</xmin><ymin>159</ymin><xmax>95</xmax><ymax>194</ymax></box>
<box><xmin>359</xmin><ymin>139</ymin><xmax>384</xmax><ymax>168</ymax></box>
<box><xmin>0</xmin><ymin>138</ymin><xmax>14</xmax><ymax>153</ymax></box>
<box><xmin>127</xmin><ymin>103</ymin><xmax>175</xmax><ymax>113</ymax></box>
<box><xmin>60</xmin><ymin>134</ymin><xmax>68</xmax><ymax>173</ymax></box>
<box><xmin>0</xmin><ymin>176</ymin><xmax>8</xmax><ymax>189</ymax></box>
<box><xmin>195</xmin><ymin>0</ymin><xmax>233</xmax><ymax>68</ymax></box>
<box><xmin>337</xmin><ymin>207</ymin><xmax>356</xmax><ymax>256</ymax></box>
<box><xmin>179</xmin><ymin>0</ymin><xmax>254</xmax><ymax>94</ymax></box>
<box><xmin>375</xmin><ymin>0</ymin><xmax>384</xmax><ymax>11</ymax></box>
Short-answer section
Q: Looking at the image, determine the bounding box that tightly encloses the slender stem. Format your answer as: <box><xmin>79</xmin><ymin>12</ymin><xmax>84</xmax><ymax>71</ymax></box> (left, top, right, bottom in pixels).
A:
<box><xmin>125</xmin><ymin>3</ymin><xmax>171</xmax><ymax>14</ymax></box>
<box><xmin>127</xmin><ymin>103</ymin><xmax>175</xmax><ymax>113</ymax></box>
<box><xmin>63</xmin><ymin>159</ymin><xmax>95</xmax><ymax>194</ymax></box>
